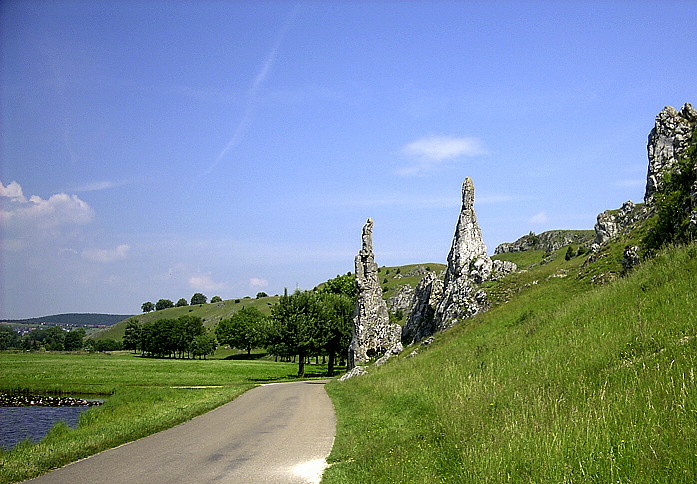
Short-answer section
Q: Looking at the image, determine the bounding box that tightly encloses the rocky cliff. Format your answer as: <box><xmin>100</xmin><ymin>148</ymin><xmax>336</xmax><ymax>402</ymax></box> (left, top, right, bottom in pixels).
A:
<box><xmin>592</xmin><ymin>201</ymin><xmax>647</xmax><ymax>247</ymax></box>
<box><xmin>495</xmin><ymin>230</ymin><xmax>594</xmax><ymax>254</ymax></box>
<box><xmin>591</xmin><ymin>102</ymin><xmax>696</xmax><ymax>250</ymax></box>
<box><xmin>645</xmin><ymin>103</ymin><xmax>697</xmax><ymax>204</ymax></box>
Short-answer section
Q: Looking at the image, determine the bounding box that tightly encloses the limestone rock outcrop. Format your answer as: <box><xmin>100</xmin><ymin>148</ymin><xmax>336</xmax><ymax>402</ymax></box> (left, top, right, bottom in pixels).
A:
<box><xmin>495</xmin><ymin>230</ymin><xmax>594</xmax><ymax>255</ymax></box>
<box><xmin>348</xmin><ymin>218</ymin><xmax>402</xmax><ymax>369</ymax></box>
<box><xmin>338</xmin><ymin>365</ymin><xmax>368</xmax><ymax>381</ymax></box>
<box><xmin>433</xmin><ymin>177</ymin><xmax>516</xmax><ymax>332</ymax></box>
<box><xmin>645</xmin><ymin>103</ymin><xmax>697</xmax><ymax>204</ymax></box>
<box><xmin>593</xmin><ymin>200</ymin><xmax>647</xmax><ymax>247</ymax></box>
<box><xmin>386</xmin><ymin>284</ymin><xmax>416</xmax><ymax>315</ymax></box>
<box><xmin>401</xmin><ymin>271</ymin><xmax>443</xmax><ymax>345</ymax></box>
<box><xmin>590</xmin><ymin>103</ymin><xmax>696</xmax><ymax>249</ymax></box>
<box><xmin>622</xmin><ymin>245</ymin><xmax>641</xmax><ymax>273</ymax></box>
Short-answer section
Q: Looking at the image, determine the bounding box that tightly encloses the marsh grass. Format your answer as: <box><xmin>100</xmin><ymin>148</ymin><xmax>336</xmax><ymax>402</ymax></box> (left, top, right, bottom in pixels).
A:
<box><xmin>325</xmin><ymin>243</ymin><xmax>697</xmax><ymax>483</ymax></box>
<box><xmin>0</xmin><ymin>352</ymin><xmax>324</xmax><ymax>483</ymax></box>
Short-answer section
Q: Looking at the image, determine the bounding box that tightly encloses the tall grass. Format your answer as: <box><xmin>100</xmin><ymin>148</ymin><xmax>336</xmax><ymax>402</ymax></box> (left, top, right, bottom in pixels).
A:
<box><xmin>0</xmin><ymin>352</ymin><xmax>325</xmax><ymax>483</ymax></box>
<box><xmin>325</xmin><ymin>243</ymin><xmax>697</xmax><ymax>483</ymax></box>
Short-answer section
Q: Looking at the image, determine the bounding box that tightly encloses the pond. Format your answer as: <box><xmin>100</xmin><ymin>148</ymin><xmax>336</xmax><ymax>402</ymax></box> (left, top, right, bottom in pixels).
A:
<box><xmin>0</xmin><ymin>406</ymin><xmax>92</xmax><ymax>449</ymax></box>
<box><xmin>0</xmin><ymin>393</ymin><xmax>104</xmax><ymax>450</ymax></box>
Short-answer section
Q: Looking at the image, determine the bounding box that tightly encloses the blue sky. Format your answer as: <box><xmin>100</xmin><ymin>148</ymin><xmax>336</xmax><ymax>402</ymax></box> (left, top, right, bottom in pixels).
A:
<box><xmin>2</xmin><ymin>0</ymin><xmax>696</xmax><ymax>319</ymax></box>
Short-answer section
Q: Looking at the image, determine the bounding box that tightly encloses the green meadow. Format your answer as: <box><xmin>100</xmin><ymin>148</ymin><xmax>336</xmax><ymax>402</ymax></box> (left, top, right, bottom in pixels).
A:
<box><xmin>0</xmin><ymin>350</ymin><xmax>327</xmax><ymax>484</ymax></box>
<box><xmin>324</xmin><ymin>242</ymin><xmax>697</xmax><ymax>483</ymax></box>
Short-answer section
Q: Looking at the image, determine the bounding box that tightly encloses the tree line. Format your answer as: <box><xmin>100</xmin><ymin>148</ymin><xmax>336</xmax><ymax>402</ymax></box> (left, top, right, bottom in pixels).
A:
<box><xmin>140</xmin><ymin>293</ymin><xmax>222</xmax><ymax>313</ymax></box>
<box><xmin>122</xmin><ymin>315</ymin><xmax>217</xmax><ymax>359</ymax></box>
<box><xmin>0</xmin><ymin>325</ymin><xmax>121</xmax><ymax>352</ymax></box>
<box><xmin>125</xmin><ymin>274</ymin><xmax>357</xmax><ymax>376</ymax></box>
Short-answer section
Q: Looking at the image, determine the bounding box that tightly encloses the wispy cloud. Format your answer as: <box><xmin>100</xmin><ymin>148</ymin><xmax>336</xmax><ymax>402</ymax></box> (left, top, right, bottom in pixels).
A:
<box><xmin>529</xmin><ymin>211</ymin><xmax>549</xmax><ymax>224</ymax></box>
<box><xmin>329</xmin><ymin>192</ymin><xmax>525</xmax><ymax>209</ymax></box>
<box><xmin>250</xmin><ymin>277</ymin><xmax>269</xmax><ymax>288</ymax></box>
<box><xmin>71</xmin><ymin>180</ymin><xmax>126</xmax><ymax>192</ymax></box>
<box><xmin>82</xmin><ymin>244</ymin><xmax>130</xmax><ymax>262</ymax></box>
<box><xmin>397</xmin><ymin>135</ymin><xmax>487</xmax><ymax>175</ymax></box>
<box><xmin>188</xmin><ymin>274</ymin><xmax>227</xmax><ymax>292</ymax></box>
<box><xmin>204</xmin><ymin>3</ymin><xmax>300</xmax><ymax>176</ymax></box>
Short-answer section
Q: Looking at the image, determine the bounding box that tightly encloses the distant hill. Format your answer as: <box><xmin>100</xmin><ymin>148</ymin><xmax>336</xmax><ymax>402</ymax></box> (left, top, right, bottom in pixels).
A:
<box><xmin>1</xmin><ymin>313</ymin><xmax>134</xmax><ymax>326</ymax></box>
<box><xmin>92</xmin><ymin>296</ymin><xmax>281</xmax><ymax>340</ymax></box>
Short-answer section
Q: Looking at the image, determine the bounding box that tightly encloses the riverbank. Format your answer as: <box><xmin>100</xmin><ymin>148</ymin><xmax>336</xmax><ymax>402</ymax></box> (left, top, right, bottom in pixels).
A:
<box><xmin>0</xmin><ymin>392</ymin><xmax>102</xmax><ymax>407</ymax></box>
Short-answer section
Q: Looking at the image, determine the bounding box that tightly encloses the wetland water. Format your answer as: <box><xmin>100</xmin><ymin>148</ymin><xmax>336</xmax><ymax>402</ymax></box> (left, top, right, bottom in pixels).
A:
<box><xmin>0</xmin><ymin>394</ymin><xmax>104</xmax><ymax>449</ymax></box>
<box><xmin>0</xmin><ymin>406</ymin><xmax>91</xmax><ymax>449</ymax></box>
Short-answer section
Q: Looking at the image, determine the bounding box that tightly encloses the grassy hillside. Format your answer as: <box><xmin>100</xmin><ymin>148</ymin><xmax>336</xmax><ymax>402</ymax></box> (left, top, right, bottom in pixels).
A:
<box><xmin>377</xmin><ymin>263</ymin><xmax>447</xmax><ymax>296</ymax></box>
<box><xmin>93</xmin><ymin>296</ymin><xmax>279</xmax><ymax>340</ymax></box>
<box><xmin>324</xmin><ymin>241</ymin><xmax>697</xmax><ymax>483</ymax></box>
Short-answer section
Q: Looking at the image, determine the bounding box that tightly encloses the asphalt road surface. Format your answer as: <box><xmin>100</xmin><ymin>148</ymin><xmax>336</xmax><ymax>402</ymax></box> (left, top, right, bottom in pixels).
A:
<box><xmin>24</xmin><ymin>380</ymin><xmax>336</xmax><ymax>484</ymax></box>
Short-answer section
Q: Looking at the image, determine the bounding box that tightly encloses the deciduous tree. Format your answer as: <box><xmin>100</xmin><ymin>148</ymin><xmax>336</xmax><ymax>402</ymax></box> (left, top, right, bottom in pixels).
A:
<box><xmin>216</xmin><ymin>307</ymin><xmax>265</xmax><ymax>357</ymax></box>
<box><xmin>191</xmin><ymin>293</ymin><xmax>207</xmax><ymax>305</ymax></box>
<box><xmin>155</xmin><ymin>299</ymin><xmax>174</xmax><ymax>311</ymax></box>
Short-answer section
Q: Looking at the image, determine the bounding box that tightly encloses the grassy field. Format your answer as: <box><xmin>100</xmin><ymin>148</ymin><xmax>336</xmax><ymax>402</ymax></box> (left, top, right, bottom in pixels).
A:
<box><xmin>324</xmin><ymin>242</ymin><xmax>697</xmax><ymax>483</ymax></box>
<box><xmin>0</xmin><ymin>349</ymin><xmax>328</xmax><ymax>484</ymax></box>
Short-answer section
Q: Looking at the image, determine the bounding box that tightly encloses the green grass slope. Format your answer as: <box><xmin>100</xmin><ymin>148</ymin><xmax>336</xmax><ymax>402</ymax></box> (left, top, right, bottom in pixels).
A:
<box><xmin>93</xmin><ymin>296</ymin><xmax>279</xmax><ymax>341</ymax></box>
<box><xmin>324</xmin><ymin>242</ymin><xmax>697</xmax><ymax>483</ymax></box>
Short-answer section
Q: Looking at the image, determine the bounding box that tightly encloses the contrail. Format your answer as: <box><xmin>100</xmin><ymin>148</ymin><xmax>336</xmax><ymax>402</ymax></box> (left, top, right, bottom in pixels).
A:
<box><xmin>203</xmin><ymin>3</ymin><xmax>300</xmax><ymax>176</ymax></box>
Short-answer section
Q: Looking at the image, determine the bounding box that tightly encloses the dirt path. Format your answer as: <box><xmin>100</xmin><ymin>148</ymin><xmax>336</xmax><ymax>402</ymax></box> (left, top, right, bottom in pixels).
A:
<box><xmin>23</xmin><ymin>380</ymin><xmax>335</xmax><ymax>484</ymax></box>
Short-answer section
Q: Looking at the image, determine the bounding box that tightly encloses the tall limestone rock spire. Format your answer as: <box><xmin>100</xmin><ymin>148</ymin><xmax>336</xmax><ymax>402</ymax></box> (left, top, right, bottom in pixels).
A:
<box><xmin>645</xmin><ymin>103</ymin><xmax>697</xmax><ymax>204</ymax></box>
<box><xmin>348</xmin><ymin>218</ymin><xmax>402</xmax><ymax>369</ymax></box>
<box><xmin>433</xmin><ymin>177</ymin><xmax>515</xmax><ymax>332</ymax></box>
<box><xmin>444</xmin><ymin>177</ymin><xmax>488</xmax><ymax>278</ymax></box>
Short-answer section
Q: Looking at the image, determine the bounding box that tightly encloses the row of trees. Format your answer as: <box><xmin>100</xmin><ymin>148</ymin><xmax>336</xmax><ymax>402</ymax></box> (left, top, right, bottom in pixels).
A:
<box><xmin>122</xmin><ymin>315</ymin><xmax>217</xmax><ymax>359</ymax></box>
<box><xmin>0</xmin><ymin>325</ymin><xmax>121</xmax><ymax>352</ymax></box>
<box><xmin>0</xmin><ymin>325</ymin><xmax>85</xmax><ymax>351</ymax></box>
<box><xmin>141</xmin><ymin>293</ymin><xmax>222</xmax><ymax>313</ymax></box>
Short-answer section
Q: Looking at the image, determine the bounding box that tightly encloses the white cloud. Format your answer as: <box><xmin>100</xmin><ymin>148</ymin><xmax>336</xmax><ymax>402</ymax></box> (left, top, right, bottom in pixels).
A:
<box><xmin>403</xmin><ymin>135</ymin><xmax>487</xmax><ymax>160</ymax></box>
<box><xmin>1</xmin><ymin>180</ymin><xmax>95</xmax><ymax>233</ymax></box>
<box><xmin>0</xmin><ymin>180</ymin><xmax>24</xmax><ymax>198</ymax></box>
<box><xmin>398</xmin><ymin>135</ymin><xmax>487</xmax><ymax>175</ymax></box>
<box><xmin>529</xmin><ymin>211</ymin><xmax>549</xmax><ymax>224</ymax></box>
<box><xmin>82</xmin><ymin>244</ymin><xmax>130</xmax><ymax>263</ymax></box>
<box><xmin>249</xmin><ymin>277</ymin><xmax>269</xmax><ymax>288</ymax></box>
<box><xmin>188</xmin><ymin>274</ymin><xmax>227</xmax><ymax>292</ymax></box>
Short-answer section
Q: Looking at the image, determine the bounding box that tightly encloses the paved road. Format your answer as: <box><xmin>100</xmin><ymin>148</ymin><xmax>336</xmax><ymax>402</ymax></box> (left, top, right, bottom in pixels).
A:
<box><xmin>24</xmin><ymin>380</ymin><xmax>335</xmax><ymax>484</ymax></box>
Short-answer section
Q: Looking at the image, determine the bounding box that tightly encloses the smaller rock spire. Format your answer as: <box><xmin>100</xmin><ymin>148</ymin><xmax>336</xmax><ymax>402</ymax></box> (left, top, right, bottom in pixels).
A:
<box><xmin>348</xmin><ymin>218</ymin><xmax>402</xmax><ymax>369</ymax></box>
